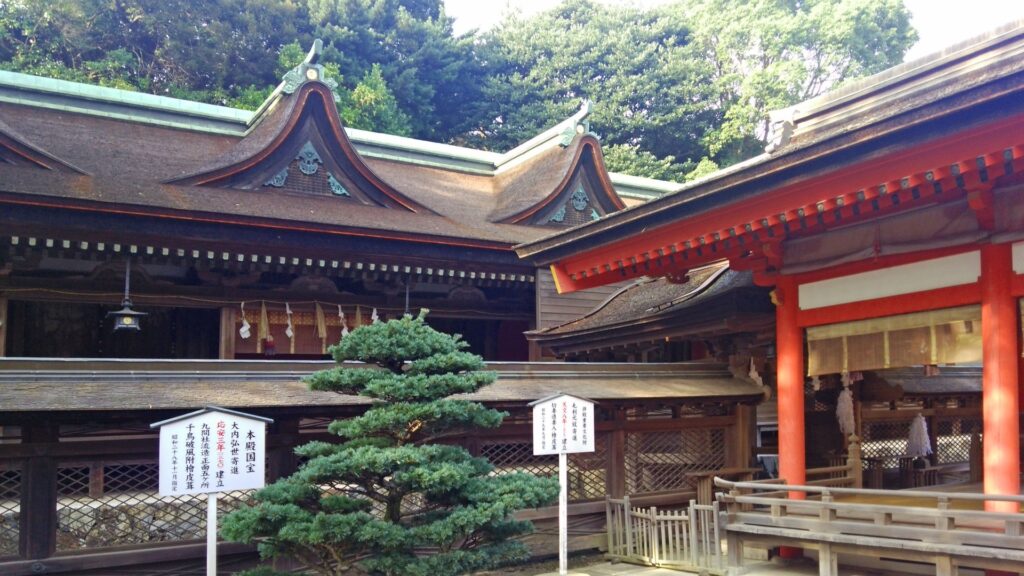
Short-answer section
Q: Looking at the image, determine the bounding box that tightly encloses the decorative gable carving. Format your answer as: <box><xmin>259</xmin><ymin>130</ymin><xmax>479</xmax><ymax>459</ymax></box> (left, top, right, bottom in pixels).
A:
<box><xmin>517</xmin><ymin>137</ymin><xmax>625</xmax><ymax>227</ymax></box>
<box><xmin>540</xmin><ymin>177</ymin><xmax>602</xmax><ymax>226</ymax></box>
<box><xmin>168</xmin><ymin>43</ymin><xmax>429</xmax><ymax>213</ymax></box>
<box><xmin>546</xmin><ymin>180</ymin><xmax>602</xmax><ymax>226</ymax></box>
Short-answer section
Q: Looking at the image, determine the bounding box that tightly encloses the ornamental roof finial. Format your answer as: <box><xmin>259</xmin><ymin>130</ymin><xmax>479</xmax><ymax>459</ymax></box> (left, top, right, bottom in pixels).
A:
<box><xmin>558</xmin><ymin>99</ymin><xmax>593</xmax><ymax>147</ymax></box>
<box><xmin>281</xmin><ymin>39</ymin><xmax>339</xmax><ymax>100</ymax></box>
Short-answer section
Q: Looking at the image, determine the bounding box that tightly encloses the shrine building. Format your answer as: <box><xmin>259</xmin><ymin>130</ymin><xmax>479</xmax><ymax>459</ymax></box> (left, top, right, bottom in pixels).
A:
<box><xmin>0</xmin><ymin>42</ymin><xmax>769</xmax><ymax>575</ymax></box>
<box><xmin>518</xmin><ymin>20</ymin><xmax>1024</xmax><ymax>570</ymax></box>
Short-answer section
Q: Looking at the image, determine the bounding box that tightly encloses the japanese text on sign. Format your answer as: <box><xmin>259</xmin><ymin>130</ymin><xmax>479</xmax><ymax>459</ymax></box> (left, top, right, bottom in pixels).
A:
<box><xmin>155</xmin><ymin>409</ymin><xmax>268</xmax><ymax>496</ymax></box>
<box><xmin>531</xmin><ymin>394</ymin><xmax>595</xmax><ymax>455</ymax></box>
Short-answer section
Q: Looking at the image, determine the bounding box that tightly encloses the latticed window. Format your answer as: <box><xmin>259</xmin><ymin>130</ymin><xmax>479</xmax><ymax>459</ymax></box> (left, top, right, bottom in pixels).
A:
<box><xmin>862</xmin><ymin>415</ymin><xmax>981</xmax><ymax>470</ymax></box>
<box><xmin>480</xmin><ymin>437</ymin><xmax>608</xmax><ymax>501</ymax></box>
<box><xmin>482</xmin><ymin>440</ymin><xmax>557</xmax><ymax>478</ymax></box>
<box><xmin>54</xmin><ymin>460</ymin><xmax>252</xmax><ymax>551</ymax></box>
<box><xmin>624</xmin><ymin>428</ymin><xmax>726</xmax><ymax>494</ymax></box>
<box><xmin>861</xmin><ymin>419</ymin><xmax>913</xmax><ymax>469</ymax></box>
<box><xmin>0</xmin><ymin>467</ymin><xmax>19</xmax><ymax>559</ymax></box>
<box><xmin>934</xmin><ymin>417</ymin><xmax>981</xmax><ymax>464</ymax></box>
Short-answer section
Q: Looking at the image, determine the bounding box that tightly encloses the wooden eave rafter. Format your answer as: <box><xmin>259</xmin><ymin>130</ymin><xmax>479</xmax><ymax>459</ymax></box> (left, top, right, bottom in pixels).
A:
<box><xmin>0</xmin><ymin>191</ymin><xmax>517</xmax><ymax>252</ymax></box>
<box><xmin>1</xmin><ymin>232</ymin><xmax>537</xmax><ymax>288</ymax></box>
<box><xmin>169</xmin><ymin>82</ymin><xmax>432</xmax><ymax>214</ymax></box>
<box><xmin>544</xmin><ymin>114</ymin><xmax>1024</xmax><ymax>294</ymax></box>
<box><xmin>500</xmin><ymin>135</ymin><xmax>626</xmax><ymax>224</ymax></box>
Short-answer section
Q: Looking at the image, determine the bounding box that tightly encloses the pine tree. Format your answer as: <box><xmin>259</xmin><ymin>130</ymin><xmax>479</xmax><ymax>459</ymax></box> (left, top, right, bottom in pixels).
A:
<box><xmin>221</xmin><ymin>310</ymin><xmax>559</xmax><ymax>576</ymax></box>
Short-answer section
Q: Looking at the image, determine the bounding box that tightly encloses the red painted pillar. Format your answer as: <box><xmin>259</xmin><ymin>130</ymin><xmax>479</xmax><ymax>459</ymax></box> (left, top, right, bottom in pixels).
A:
<box><xmin>776</xmin><ymin>276</ymin><xmax>807</xmax><ymax>489</ymax></box>
<box><xmin>775</xmin><ymin>276</ymin><xmax>806</xmax><ymax>559</ymax></box>
<box><xmin>981</xmin><ymin>243</ymin><xmax>1020</xmax><ymax>513</ymax></box>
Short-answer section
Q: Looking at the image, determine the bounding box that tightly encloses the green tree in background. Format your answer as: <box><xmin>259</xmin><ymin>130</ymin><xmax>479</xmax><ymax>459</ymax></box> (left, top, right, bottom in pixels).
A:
<box><xmin>0</xmin><ymin>0</ymin><xmax>917</xmax><ymax>179</ymax></box>
<box><xmin>477</xmin><ymin>0</ymin><xmax>916</xmax><ymax>177</ymax></box>
<box><xmin>679</xmin><ymin>0</ymin><xmax>917</xmax><ymax>165</ymax></box>
<box><xmin>601</xmin><ymin>143</ymin><xmax>689</xmax><ymax>183</ymax></box>
<box><xmin>0</xmin><ymin>0</ymin><xmax>304</xmax><ymax>96</ymax></box>
<box><xmin>340</xmin><ymin>64</ymin><xmax>413</xmax><ymax>134</ymax></box>
<box><xmin>220</xmin><ymin>311</ymin><xmax>558</xmax><ymax>576</ymax></box>
<box><xmin>0</xmin><ymin>0</ymin><xmax>470</xmax><ymax>138</ymax></box>
<box><xmin>475</xmin><ymin>0</ymin><xmax>716</xmax><ymax>178</ymax></box>
<box><xmin>305</xmin><ymin>0</ymin><xmax>485</xmax><ymax>141</ymax></box>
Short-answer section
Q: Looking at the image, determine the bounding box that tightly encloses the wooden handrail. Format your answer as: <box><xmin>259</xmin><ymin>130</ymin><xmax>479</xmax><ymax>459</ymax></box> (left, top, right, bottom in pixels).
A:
<box><xmin>714</xmin><ymin>477</ymin><xmax>1024</xmax><ymax>505</ymax></box>
<box><xmin>806</xmin><ymin>464</ymin><xmax>852</xmax><ymax>475</ymax></box>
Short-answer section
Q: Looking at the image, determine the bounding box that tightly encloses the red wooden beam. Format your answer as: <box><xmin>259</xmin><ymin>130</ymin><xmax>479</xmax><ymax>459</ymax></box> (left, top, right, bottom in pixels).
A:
<box><xmin>967</xmin><ymin>187</ymin><xmax>996</xmax><ymax>230</ymax></box>
<box><xmin>796</xmin><ymin>283</ymin><xmax>980</xmax><ymax>327</ymax></box>
<box><xmin>552</xmin><ymin>115</ymin><xmax>1024</xmax><ymax>292</ymax></box>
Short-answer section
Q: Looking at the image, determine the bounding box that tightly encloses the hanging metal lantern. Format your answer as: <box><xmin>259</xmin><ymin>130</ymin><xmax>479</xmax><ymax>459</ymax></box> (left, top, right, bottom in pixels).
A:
<box><xmin>108</xmin><ymin>259</ymin><xmax>146</xmax><ymax>332</ymax></box>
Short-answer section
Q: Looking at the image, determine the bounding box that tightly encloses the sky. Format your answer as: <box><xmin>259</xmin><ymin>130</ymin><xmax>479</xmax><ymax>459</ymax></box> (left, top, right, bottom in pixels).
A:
<box><xmin>445</xmin><ymin>0</ymin><xmax>1024</xmax><ymax>63</ymax></box>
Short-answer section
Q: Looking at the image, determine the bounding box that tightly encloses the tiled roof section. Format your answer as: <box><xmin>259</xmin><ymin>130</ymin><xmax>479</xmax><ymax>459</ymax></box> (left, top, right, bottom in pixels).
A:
<box><xmin>489</xmin><ymin>135</ymin><xmax>625</xmax><ymax>224</ymax></box>
<box><xmin>0</xmin><ymin>69</ymin><xmax>252</xmax><ymax>134</ymax></box>
<box><xmin>0</xmin><ymin>116</ymin><xmax>87</xmax><ymax>173</ymax></box>
<box><xmin>0</xmin><ymin>69</ymin><xmax>676</xmax><ymax>201</ymax></box>
<box><xmin>490</xmin><ymin>137</ymin><xmax>580</xmax><ymax>222</ymax></box>
<box><xmin>168</xmin><ymin>82</ymin><xmax>434</xmax><ymax>213</ymax></box>
<box><xmin>0</xmin><ymin>166</ymin><xmax>548</xmax><ymax>245</ymax></box>
<box><xmin>177</xmin><ymin>92</ymin><xmax>300</xmax><ymax>179</ymax></box>
<box><xmin>0</xmin><ymin>359</ymin><xmax>763</xmax><ymax>413</ymax></box>
<box><xmin>0</xmin><ymin>101</ymin><xmax>237</xmax><ymax>181</ymax></box>
<box><xmin>0</xmin><ymin>113</ymin><xmax>579</xmax><ymax>245</ymax></box>
<box><xmin>771</xmin><ymin>20</ymin><xmax>1024</xmax><ymax>154</ymax></box>
<box><xmin>0</xmin><ymin>97</ymin><xmax>552</xmax><ymax>245</ymax></box>
<box><xmin>0</xmin><ymin>75</ymin><xmax>640</xmax><ymax>246</ymax></box>
<box><xmin>364</xmin><ymin>156</ymin><xmax>501</xmax><ymax>228</ymax></box>
<box><xmin>535</xmin><ymin>262</ymin><xmax>742</xmax><ymax>335</ymax></box>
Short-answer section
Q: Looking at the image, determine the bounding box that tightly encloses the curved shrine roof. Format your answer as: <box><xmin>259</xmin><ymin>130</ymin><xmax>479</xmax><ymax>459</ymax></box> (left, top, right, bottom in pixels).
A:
<box><xmin>529</xmin><ymin>262</ymin><xmax>775</xmax><ymax>354</ymax></box>
<box><xmin>0</xmin><ymin>67</ymin><xmax>652</xmax><ymax>250</ymax></box>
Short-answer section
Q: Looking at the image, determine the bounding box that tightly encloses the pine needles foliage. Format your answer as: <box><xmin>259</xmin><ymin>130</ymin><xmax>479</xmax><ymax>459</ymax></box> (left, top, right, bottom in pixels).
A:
<box><xmin>221</xmin><ymin>310</ymin><xmax>559</xmax><ymax>576</ymax></box>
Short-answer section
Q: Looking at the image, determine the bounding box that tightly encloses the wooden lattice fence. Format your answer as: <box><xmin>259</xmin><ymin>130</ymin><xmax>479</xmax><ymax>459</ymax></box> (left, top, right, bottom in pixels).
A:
<box><xmin>605</xmin><ymin>496</ymin><xmax>724</xmax><ymax>573</ymax></box>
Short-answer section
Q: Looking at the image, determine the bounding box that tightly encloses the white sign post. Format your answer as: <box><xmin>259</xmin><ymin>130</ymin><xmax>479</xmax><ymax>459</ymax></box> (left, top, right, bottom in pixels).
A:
<box><xmin>530</xmin><ymin>393</ymin><xmax>595</xmax><ymax>576</ymax></box>
<box><xmin>151</xmin><ymin>406</ymin><xmax>273</xmax><ymax>576</ymax></box>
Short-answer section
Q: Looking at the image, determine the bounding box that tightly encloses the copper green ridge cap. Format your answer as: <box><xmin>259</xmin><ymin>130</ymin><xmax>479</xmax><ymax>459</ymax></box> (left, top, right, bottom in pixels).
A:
<box><xmin>0</xmin><ymin>69</ymin><xmax>252</xmax><ymax>133</ymax></box>
<box><xmin>494</xmin><ymin>100</ymin><xmax>592</xmax><ymax>173</ymax></box>
<box><xmin>0</xmin><ymin>68</ymin><xmax>677</xmax><ymax>200</ymax></box>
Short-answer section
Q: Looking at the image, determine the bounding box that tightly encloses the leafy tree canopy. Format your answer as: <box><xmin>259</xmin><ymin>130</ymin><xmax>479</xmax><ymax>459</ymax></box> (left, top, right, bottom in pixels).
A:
<box><xmin>476</xmin><ymin>0</ymin><xmax>916</xmax><ymax>176</ymax></box>
<box><xmin>677</xmin><ymin>0</ymin><xmax>917</xmax><ymax>164</ymax></box>
<box><xmin>0</xmin><ymin>0</ymin><xmax>474</xmax><ymax>139</ymax></box>
<box><xmin>220</xmin><ymin>311</ymin><xmax>558</xmax><ymax>576</ymax></box>
<box><xmin>0</xmin><ymin>0</ymin><xmax>917</xmax><ymax>178</ymax></box>
<box><xmin>474</xmin><ymin>0</ymin><xmax>717</xmax><ymax>172</ymax></box>
<box><xmin>306</xmin><ymin>0</ymin><xmax>485</xmax><ymax>141</ymax></box>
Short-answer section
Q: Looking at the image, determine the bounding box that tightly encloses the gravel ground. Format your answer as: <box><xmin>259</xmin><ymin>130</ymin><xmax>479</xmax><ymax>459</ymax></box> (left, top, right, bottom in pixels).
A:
<box><xmin>474</xmin><ymin>551</ymin><xmax>607</xmax><ymax>575</ymax></box>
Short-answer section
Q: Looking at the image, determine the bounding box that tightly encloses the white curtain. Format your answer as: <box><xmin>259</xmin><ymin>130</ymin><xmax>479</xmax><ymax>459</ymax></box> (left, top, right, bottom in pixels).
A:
<box><xmin>807</xmin><ymin>305</ymin><xmax>982</xmax><ymax>376</ymax></box>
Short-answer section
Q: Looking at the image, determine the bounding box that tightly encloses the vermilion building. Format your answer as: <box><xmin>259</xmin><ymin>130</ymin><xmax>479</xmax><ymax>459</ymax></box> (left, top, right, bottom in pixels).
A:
<box><xmin>518</xmin><ymin>22</ymin><xmax>1024</xmax><ymax>516</ymax></box>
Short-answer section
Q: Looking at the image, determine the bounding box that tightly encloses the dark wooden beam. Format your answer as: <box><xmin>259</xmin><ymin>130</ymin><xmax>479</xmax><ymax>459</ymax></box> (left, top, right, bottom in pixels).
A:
<box><xmin>19</xmin><ymin>422</ymin><xmax>58</xmax><ymax>560</ymax></box>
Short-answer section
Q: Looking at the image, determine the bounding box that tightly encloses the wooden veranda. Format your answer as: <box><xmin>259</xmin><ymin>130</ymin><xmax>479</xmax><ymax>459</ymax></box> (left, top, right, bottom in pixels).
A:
<box><xmin>715</xmin><ymin>477</ymin><xmax>1024</xmax><ymax>575</ymax></box>
<box><xmin>0</xmin><ymin>358</ymin><xmax>762</xmax><ymax>575</ymax></box>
